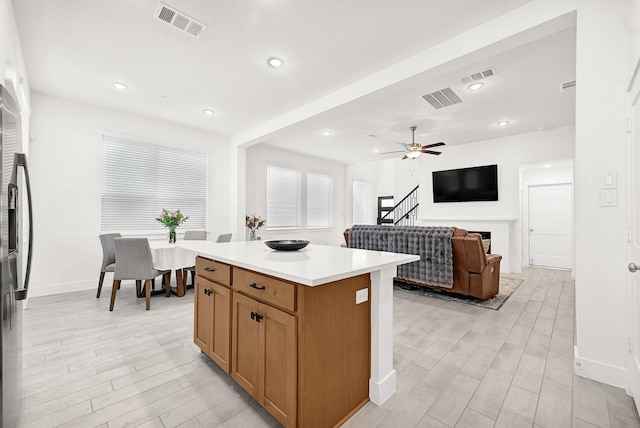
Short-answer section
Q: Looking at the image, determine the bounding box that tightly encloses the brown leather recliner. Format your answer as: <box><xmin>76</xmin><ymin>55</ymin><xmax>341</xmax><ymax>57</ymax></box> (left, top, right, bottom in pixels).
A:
<box><xmin>344</xmin><ymin>227</ymin><xmax>502</xmax><ymax>299</ymax></box>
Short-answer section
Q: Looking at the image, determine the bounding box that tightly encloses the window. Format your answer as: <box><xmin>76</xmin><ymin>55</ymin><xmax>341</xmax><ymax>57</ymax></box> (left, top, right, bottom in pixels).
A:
<box><xmin>101</xmin><ymin>135</ymin><xmax>208</xmax><ymax>231</ymax></box>
<box><xmin>352</xmin><ymin>181</ymin><xmax>370</xmax><ymax>224</ymax></box>
<box><xmin>267</xmin><ymin>165</ymin><xmax>301</xmax><ymax>229</ymax></box>
<box><xmin>307</xmin><ymin>172</ymin><xmax>333</xmax><ymax>228</ymax></box>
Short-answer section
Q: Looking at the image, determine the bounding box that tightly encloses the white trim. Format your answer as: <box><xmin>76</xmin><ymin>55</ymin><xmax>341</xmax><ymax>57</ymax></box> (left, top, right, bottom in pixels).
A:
<box><xmin>575</xmin><ymin>345</ymin><xmax>629</xmax><ymax>389</ymax></box>
<box><xmin>28</xmin><ymin>279</ymin><xmax>96</xmax><ymax>298</ymax></box>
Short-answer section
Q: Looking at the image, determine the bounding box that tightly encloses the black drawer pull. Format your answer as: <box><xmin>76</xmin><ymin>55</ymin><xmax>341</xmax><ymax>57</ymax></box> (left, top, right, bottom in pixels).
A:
<box><xmin>204</xmin><ymin>267</ymin><xmax>216</xmax><ymax>272</ymax></box>
<box><xmin>249</xmin><ymin>282</ymin><xmax>266</xmax><ymax>290</ymax></box>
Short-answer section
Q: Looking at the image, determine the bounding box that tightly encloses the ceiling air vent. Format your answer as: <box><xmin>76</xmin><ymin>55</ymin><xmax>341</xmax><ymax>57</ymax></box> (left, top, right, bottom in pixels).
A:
<box><xmin>421</xmin><ymin>87</ymin><xmax>463</xmax><ymax>109</ymax></box>
<box><xmin>460</xmin><ymin>67</ymin><xmax>496</xmax><ymax>84</ymax></box>
<box><xmin>155</xmin><ymin>2</ymin><xmax>207</xmax><ymax>39</ymax></box>
<box><xmin>560</xmin><ymin>80</ymin><xmax>576</xmax><ymax>92</ymax></box>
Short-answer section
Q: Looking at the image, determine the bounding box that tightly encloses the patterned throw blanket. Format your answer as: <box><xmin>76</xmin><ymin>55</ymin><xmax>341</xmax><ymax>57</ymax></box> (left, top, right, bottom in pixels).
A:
<box><xmin>348</xmin><ymin>225</ymin><xmax>455</xmax><ymax>288</ymax></box>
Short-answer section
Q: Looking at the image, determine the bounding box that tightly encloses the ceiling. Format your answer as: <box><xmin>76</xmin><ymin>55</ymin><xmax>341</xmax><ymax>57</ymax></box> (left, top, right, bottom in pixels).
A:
<box><xmin>13</xmin><ymin>0</ymin><xmax>576</xmax><ymax>165</ymax></box>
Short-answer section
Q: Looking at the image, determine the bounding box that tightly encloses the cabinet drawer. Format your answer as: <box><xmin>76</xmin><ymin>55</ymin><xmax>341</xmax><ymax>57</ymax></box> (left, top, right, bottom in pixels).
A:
<box><xmin>234</xmin><ymin>268</ymin><xmax>296</xmax><ymax>312</ymax></box>
<box><xmin>196</xmin><ymin>257</ymin><xmax>231</xmax><ymax>286</ymax></box>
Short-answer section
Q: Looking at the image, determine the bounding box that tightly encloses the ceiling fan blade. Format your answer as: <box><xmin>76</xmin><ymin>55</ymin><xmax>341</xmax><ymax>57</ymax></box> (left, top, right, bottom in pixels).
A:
<box><xmin>421</xmin><ymin>142</ymin><xmax>445</xmax><ymax>149</ymax></box>
<box><xmin>401</xmin><ymin>155</ymin><xmax>408</xmax><ymax>160</ymax></box>
<box><xmin>421</xmin><ymin>150</ymin><xmax>442</xmax><ymax>155</ymax></box>
<box><xmin>379</xmin><ymin>150</ymin><xmax>406</xmax><ymax>155</ymax></box>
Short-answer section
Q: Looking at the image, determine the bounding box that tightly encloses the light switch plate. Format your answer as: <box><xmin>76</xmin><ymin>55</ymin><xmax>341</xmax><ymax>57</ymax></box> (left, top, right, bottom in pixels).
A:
<box><xmin>600</xmin><ymin>189</ymin><xmax>617</xmax><ymax>206</ymax></box>
<box><xmin>600</xmin><ymin>171</ymin><xmax>617</xmax><ymax>189</ymax></box>
<box><xmin>356</xmin><ymin>288</ymin><xmax>369</xmax><ymax>304</ymax></box>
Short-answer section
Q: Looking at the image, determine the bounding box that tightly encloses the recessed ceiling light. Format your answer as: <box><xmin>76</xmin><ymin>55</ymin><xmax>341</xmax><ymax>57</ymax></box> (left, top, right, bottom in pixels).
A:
<box><xmin>496</xmin><ymin>120</ymin><xmax>510</xmax><ymax>127</ymax></box>
<box><xmin>202</xmin><ymin>109</ymin><xmax>215</xmax><ymax>116</ymax></box>
<box><xmin>373</xmin><ymin>148</ymin><xmax>380</xmax><ymax>153</ymax></box>
<box><xmin>467</xmin><ymin>82</ymin><xmax>484</xmax><ymax>90</ymax></box>
<box><xmin>321</xmin><ymin>130</ymin><xmax>333</xmax><ymax>136</ymax></box>
<box><xmin>112</xmin><ymin>82</ymin><xmax>128</xmax><ymax>90</ymax></box>
<box><xmin>267</xmin><ymin>57</ymin><xmax>284</xmax><ymax>68</ymax></box>
<box><xmin>544</xmin><ymin>164</ymin><xmax>552</xmax><ymax>168</ymax></box>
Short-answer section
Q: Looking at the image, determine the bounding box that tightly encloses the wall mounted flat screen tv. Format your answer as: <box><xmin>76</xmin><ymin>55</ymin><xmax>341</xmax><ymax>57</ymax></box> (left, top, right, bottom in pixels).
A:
<box><xmin>432</xmin><ymin>164</ymin><xmax>498</xmax><ymax>202</ymax></box>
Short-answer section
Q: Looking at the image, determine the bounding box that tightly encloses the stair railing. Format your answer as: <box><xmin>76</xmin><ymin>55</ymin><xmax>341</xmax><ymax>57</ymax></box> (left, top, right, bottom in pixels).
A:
<box><xmin>379</xmin><ymin>184</ymin><xmax>419</xmax><ymax>226</ymax></box>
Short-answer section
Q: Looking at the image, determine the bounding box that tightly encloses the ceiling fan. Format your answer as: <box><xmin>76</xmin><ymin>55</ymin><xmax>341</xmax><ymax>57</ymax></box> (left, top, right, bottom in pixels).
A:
<box><xmin>380</xmin><ymin>126</ymin><xmax>445</xmax><ymax>159</ymax></box>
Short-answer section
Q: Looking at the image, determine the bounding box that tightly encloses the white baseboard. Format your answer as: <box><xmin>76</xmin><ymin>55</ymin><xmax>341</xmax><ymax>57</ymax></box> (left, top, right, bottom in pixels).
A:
<box><xmin>574</xmin><ymin>345</ymin><xmax>629</xmax><ymax>390</ymax></box>
<box><xmin>28</xmin><ymin>279</ymin><xmax>96</xmax><ymax>298</ymax></box>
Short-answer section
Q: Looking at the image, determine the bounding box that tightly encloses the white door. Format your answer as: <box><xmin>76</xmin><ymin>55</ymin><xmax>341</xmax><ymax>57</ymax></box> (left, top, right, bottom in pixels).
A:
<box><xmin>627</xmin><ymin>54</ymin><xmax>640</xmax><ymax>414</ymax></box>
<box><xmin>528</xmin><ymin>184</ymin><xmax>572</xmax><ymax>269</ymax></box>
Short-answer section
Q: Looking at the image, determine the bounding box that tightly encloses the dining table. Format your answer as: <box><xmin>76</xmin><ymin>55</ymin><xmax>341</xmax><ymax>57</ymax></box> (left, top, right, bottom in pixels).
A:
<box><xmin>148</xmin><ymin>240</ymin><xmax>197</xmax><ymax>297</ymax></box>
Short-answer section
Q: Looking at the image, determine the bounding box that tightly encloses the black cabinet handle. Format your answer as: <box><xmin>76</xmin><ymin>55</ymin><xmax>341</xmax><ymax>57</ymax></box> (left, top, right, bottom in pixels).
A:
<box><xmin>204</xmin><ymin>267</ymin><xmax>216</xmax><ymax>272</ymax></box>
<box><xmin>203</xmin><ymin>289</ymin><xmax>211</xmax><ymax>296</ymax></box>
<box><xmin>250</xmin><ymin>311</ymin><xmax>263</xmax><ymax>323</ymax></box>
<box><xmin>249</xmin><ymin>282</ymin><xmax>266</xmax><ymax>290</ymax></box>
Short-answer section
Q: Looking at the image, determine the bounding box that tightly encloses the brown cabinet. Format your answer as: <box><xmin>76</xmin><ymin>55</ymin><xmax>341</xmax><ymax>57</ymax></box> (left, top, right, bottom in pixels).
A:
<box><xmin>232</xmin><ymin>292</ymin><xmax>297</xmax><ymax>427</ymax></box>
<box><xmin>193</xmin><ymin>266</ymin><xmax>232</xmax><ymax>373</ymax></box>
<box><xmin>194</xmin><ymin>257</ymin><xmax>371</xmax><ymax>428</ymax></box>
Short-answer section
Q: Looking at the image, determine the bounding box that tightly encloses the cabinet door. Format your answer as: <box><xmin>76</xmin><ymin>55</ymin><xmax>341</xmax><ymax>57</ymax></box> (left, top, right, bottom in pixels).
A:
<box><xmin>194</xmin><ymin>277</ymin><xmax>232</xmax><ymax>373</ymax></box>
<box><xmin>209</xmin><ymin>282</ymin><xmax>232</xmax><ymax>373</ymax></box>
<box><xmin>232</xmin><ymin>292</ymin><xmax>261</xmax><ymax>399</ymax></box>
<box><xmin>193</xmin><ymin>277</ymin><xmax>211</xmax><ymax>354</ymax></box>
<box><xmin>260</xmin><ymin>303</ymin><xmax>297</xmax><ymax>428</ymax></box>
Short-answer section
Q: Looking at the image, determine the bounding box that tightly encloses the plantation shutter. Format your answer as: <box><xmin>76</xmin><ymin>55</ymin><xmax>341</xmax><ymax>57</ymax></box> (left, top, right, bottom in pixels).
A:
<box><xmin>307</xmin><ymin>172</ymin><xmax>332</xmax><ymax>228</ymax></box>
<box><xmin>266</xmin><ymin>165</ymin><xmax>301</xmax><ymax>229</ymax></box>
<box><xmin>101</xmin><ymin>135</ymin><xmax>208</xmax><ymax>231</ymax></box>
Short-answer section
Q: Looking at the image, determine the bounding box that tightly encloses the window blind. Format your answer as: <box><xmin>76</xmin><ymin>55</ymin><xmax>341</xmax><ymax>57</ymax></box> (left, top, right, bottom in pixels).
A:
<box><xmin>307</xmin><ymin>172</ymin><xmax>332</xmax><ymax>228</ymax></box>
<box><xmin>352</xmin><ymin>181</ymin><xmax>370</xmax><ymax>224</ymax></box>
<box><xmin>101</xmin><ymin>135</ymin><xmax>208</xmax><ymax>231</ymax></box>
<box><xmin>266</xmin><ymin>165</ymin><xmax>301</xmax><ymax>229</ymax></box>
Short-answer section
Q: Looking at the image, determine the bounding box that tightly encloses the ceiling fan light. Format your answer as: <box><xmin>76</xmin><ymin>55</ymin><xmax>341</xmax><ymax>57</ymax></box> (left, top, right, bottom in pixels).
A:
<box><xmin>406</xmin><ymin>151</ymin><xmax>421</xmax><ymax>159</ymax></box>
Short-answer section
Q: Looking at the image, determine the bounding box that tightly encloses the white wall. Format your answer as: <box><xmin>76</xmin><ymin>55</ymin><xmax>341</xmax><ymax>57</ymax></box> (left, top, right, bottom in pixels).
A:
<box><xmin>245</xmin><ymin>144</ymin><xmax>346</xmax><ymax>246</ymax></box>
<box><xmin>28</xmin><ymin>92</ymin><xmax>230</xmax><ymax>297</ymax></box>
<box><xmin>346</xmin><ymin>158</ymin><xmax>394</xmax><ymax>226</ymax></box>
<box><xmin>573</xmin><ymin>0</ymin><xmax>632</xmax><ymax>388</ymax></box>
<box><xmin>416</xmin><ymin>125</ymin><xmax>574</xmax><ymax>273</ymax></box>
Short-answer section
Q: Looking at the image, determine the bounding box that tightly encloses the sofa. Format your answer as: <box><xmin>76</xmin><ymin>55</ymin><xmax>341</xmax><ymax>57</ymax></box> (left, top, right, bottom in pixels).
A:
<box><xmin>344</xmin><ymin>225</ymin><xmax>502</xmax><ymax>299</ymax></box>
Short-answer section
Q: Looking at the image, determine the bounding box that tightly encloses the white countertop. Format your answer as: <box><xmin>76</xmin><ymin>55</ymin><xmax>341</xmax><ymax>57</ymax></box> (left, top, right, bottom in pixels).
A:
<box><xmin>173</xmin><ymin>241</ymin><xmax>419</xmax><ymax>286</ymax></box>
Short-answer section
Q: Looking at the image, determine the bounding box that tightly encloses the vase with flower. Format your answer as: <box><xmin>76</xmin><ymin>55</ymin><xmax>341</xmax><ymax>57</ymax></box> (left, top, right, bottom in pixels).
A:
<box><xmin>245</xmin><ymin>214</ymin><xmax>265</xmax><ymax>241</ymax></box>
<box><xmin>156</xmin><ymin>209</ymin><xmax>189</xmax><ymax>243</ymax></box>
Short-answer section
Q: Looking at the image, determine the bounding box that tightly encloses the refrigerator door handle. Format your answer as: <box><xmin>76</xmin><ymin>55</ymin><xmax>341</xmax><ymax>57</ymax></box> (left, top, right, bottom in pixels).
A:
<box><xmin>12</xmin><ymin>153</ymin><xmax>32</xmax><ymax>301</ymax></box>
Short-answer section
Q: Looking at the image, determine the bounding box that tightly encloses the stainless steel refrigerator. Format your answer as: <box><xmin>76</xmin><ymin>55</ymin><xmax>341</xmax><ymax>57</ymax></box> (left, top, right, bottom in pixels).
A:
<box><xmin>1</xmin><ymin>82</ymin><xmax>33</xmax><ymax>427</ymax></box>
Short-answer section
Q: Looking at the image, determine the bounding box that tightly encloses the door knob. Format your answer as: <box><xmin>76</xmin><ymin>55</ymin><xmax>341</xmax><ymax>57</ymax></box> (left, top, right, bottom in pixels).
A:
<box><xmin>629</xmin><ymin>263</ymin><xmax>639</xmax><ymax>273</ymax></box>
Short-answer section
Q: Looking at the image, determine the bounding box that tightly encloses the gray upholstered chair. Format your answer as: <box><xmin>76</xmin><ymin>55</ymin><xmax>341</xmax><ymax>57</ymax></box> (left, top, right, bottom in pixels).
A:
<box><xmin>184</xmin><ymin>230</ymin><xmax>207</xmax><ymax>240</ymax></box>
<box><xmin>110</xmin><ymin>238</ymin><xmax>170</xmax><ymax>311</ymax></box>
<box><xmin>216</xmin><ymin>233</ymin><xmax>232</xmax><ymax>243</ymax></box>
<box><xmin>182</xmin><ymin>230</ymin><xmax>210</xmax><ymax>289</ymax></box>
<box><xmin>97</xmin><ymin>233</ymin><xmax>121</xmax><ymax>298</ymax></box>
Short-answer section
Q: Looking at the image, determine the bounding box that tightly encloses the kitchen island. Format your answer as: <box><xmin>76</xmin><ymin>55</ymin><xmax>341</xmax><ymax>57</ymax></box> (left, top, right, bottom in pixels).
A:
<box><xmin>176</xmin><ymin>241</ymin><xmax>419</xmax><ymax>427</ymax></box>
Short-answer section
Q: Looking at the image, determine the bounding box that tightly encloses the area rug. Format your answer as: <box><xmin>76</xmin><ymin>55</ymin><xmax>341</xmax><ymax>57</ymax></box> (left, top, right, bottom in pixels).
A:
<box><xmin>393</xmin><ymin>276</ymin><xmax>524</xmax><ymax>310</ymax></box>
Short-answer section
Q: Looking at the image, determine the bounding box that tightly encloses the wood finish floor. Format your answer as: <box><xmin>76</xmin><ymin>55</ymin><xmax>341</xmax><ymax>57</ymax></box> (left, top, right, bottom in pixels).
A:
<box><xmin>17</xmin><ymin>267</ymin><xmax>640</xmax><ymax>427</ymax></box>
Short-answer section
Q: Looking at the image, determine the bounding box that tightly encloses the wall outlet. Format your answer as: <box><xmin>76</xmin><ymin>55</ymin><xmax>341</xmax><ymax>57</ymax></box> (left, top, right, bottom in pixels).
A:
<box><xmin>355</xmin><ymin>288</ymin><xmax>369</xmax><ymax>304</ymax></box>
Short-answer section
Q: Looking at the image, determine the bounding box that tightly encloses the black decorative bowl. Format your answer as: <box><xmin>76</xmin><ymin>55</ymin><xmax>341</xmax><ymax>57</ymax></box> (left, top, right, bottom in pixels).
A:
<box><xmin>264</xmin><ymin>240</ymin><xmax>310</xmax><ymax>251</ymax></box>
